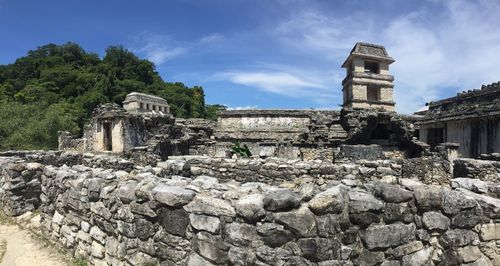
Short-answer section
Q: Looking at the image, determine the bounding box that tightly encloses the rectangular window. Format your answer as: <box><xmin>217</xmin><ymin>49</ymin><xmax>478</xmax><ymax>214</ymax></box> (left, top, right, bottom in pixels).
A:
<box><xmin>153</xmin><ymin>105</ymin><xmax>156</xmax><ymax>111</ymax></box>
<box><xmin>146</xmin><ymin>104</ymin><xmax>150</xmax><ymax>110</ymax></box>
<box><xmin>140</xmin><ymin>103</ymin><xmax>144</xmax><ymax>109</ymax></box>
<box><xmin>367</xmin><ymin>86</ymin><xmax>380</xmax><ymax>102</ymax></box>
<box><xmin>364</xmin><ymin>61</ymin><xmax>379</xmax><ymax>74</ymax></box>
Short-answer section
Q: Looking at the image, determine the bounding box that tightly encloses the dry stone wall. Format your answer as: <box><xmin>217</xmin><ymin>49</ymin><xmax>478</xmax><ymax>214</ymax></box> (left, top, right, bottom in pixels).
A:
<box><xmin>454</xmin><ymin>158</ymin><xmax>500</xmax><ymax>182</ymax></box>
<box><xmin>1</xmin><ymin>152</ymin><xmax>500</xmax><ymax>265</ymax></box>
<box><xmin>175</xmin><ymin>156</ymin><xmax>404</xmax><ymax>185</ymax></box>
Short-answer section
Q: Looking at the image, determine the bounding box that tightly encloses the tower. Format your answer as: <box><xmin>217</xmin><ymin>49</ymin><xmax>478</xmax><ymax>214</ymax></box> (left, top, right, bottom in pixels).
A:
<box><xmin>341</xmin><ymin>42</ymin><xmax>395</xmax><ymax>111</ymax></box>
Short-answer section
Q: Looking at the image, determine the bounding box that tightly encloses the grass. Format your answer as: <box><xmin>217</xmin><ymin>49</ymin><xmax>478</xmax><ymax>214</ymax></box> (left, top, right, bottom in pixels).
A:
<box><xmin>0</xmin><ymin>211</ymin><xmax>14</xmax><ymax>225</ymax></box>
<box><xmin>71</xmin><ymin>257</ymin><xmax>89</xmax><ymax>266</ymax></box>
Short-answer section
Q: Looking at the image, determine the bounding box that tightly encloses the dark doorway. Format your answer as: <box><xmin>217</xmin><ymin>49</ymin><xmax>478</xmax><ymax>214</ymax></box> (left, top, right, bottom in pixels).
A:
<box><xmin>103</xmin><ymin>122</ymin><xmax>112</xmax><ymax>151</ymax></box>
<box><xmin>427</xmin><ymin>127</ymin><xmax>444</xmax><ymax>150</ymax></box>
<box><xmin>371</xmin><ymin>123</ymin><xmax>391</xmax><ymax>145</ymax></box>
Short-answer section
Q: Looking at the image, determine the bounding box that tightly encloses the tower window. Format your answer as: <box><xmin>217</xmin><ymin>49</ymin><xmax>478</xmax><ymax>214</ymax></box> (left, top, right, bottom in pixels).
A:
<box><xmin>367</xmin><ymin>86</ymin><xmax>380</xmax><ymax>102</ymax></box>
<box><xmin>364</xmin><ymin>61</ymin><xmax>379</xmax><ymax>74</ymax></box>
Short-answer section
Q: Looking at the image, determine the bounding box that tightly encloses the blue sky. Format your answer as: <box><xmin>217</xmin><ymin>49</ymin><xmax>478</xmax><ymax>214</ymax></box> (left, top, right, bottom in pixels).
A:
<box><xmin>1</xmin><ymin>0</ymin><xmax>500</xmax><ymax>113</ymax></box>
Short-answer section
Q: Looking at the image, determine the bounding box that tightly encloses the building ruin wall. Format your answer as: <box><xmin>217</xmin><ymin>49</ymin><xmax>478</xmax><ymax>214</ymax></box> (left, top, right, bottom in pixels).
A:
<box><xmin>418</xmin><ymin>117</ymin><xmax>500</xmax><ymax>158</ymax></box>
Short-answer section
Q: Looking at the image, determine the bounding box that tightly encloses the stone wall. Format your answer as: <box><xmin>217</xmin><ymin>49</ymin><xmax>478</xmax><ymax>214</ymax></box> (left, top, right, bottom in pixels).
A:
<box><xmin>1</xmin><ymin>152</ymin><xmax>500</xmax><ymax>265</ymax></box>
<box><xmin>0</xmin><ymin>157</ymin><xmax>43</xmax><ymax>216</ymax></box>
<box><xmin>173</xmin><ymin>156</ymin><xmax>403</xmax><ymax>185</ymax></box>
<box><xmin>454</xmin><ymin>158</ymin><xmax>500</xmax><ymax>182</ymax></box>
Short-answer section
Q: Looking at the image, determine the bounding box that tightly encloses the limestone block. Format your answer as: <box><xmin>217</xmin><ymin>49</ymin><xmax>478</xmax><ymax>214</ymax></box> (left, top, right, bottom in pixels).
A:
<box><xmin>184</xmin><ymin>195</ymin><xmax>236</xmax><ymax>217</ymax></box>
<box><xmin>274</xmin><ymin>206</ymin><xmax>317</xmax><ymax>238</ymax></box>
<box><xmin>189</xmin><ymin>213</ymin><xmax>221</xmax><ymax>233</ymax></box>
<box><xmin>235</xmin><ymin>193</ymin><xmax>266</xmax><ymax>221</ymax></box>
<box><xmin>152</xmin><ymin>184</ymin><xmax>196</xmax><ymax>207</ymax></box>
<box><xmin>308</xmin><ymin>185</ymin><xmax>345</xmax><ymax>214</ymax></box>
<box><xmin>414</xmin><ymin>185</ymin><xmax>444</xmax><ymax>211</ymax></box>
<box><xmin>439</xmin><ymin>229</ymin><xmax>478</xmax><ymax>247</ymax></box>
<box><xmin>263</xmin><ymin>189</ymin><xmax>301</xmax><ymax>211</ymax></box>
<box><xmin>480</xmin><ymin>223</ymin><xmax>500</xmax><ymax>241</ymax></box>
<box><xmin>360</xmin><ymin>223</ymin><xmax>415</xmax><ymax>250</ymax></box>
<box><xmin>91</xmin><ymin>241</ymin><xmax>106</xmax><ymax>259</ymax></box>
<box><xmin>422</xmin><ymin>211</ymin><xmax>450</xmax><ymax>231</ymax></box>
<box><xmin>374</xmin><ymin>182</ymin><xmax>413</xmax><ymax>203</ymax></box>
<box><xmin>401</xmin><ymin>247</ymin><xmax>433</xmax><ymax>266</ymax></box>
<box><xmin>228</xmin><ymin>246</ymin><xmax>257</xmax><ymax>265</ymax></box>
<box><xmin>257</xmin><ymin>223</ymin><xmax>295</xmax><ymax>248</ymax></box>
<box><xmin>458</xmin><ymin>246</ymin><xmax>482</xmax><ymax>263</ymax></box>
<box><xmin>348</xmin><ymin>189</ymin><xmax>384</xmax><ymax>213</ymax></box>
<box><xmin>225</xmin><ymin>223</ymin><xmax>259</xmax><ymax>246</ymax></box>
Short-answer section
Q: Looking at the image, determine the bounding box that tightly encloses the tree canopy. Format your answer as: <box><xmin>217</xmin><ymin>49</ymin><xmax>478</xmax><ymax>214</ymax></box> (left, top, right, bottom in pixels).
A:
<box><xmin>0</xmin><ymin>42</ymin><xmax>222</xmax><ymax>150</ymax></box>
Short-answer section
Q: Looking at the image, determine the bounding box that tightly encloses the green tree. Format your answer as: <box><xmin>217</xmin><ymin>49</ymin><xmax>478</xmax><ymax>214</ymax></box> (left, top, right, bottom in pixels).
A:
<box><xmin>0</xmin><ymin>42</ymin><xmax>214</xmax><ymax>150</ymax></box>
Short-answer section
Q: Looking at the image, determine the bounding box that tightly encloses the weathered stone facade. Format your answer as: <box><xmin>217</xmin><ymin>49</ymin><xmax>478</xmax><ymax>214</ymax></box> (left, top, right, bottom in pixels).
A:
<box><xmin>123</xmin><ymin>92</ymin><xmax>171</xmax><ymax>115</ymax></box>
<box><xmin>213</xmin><ymin>110</ymin><xmax>347</xmax><ymax>160</ymax></box>
<box><xmin>416</xmin><ymin>81</ymin><xmax>500</xmax><ymax>158</ymax></box>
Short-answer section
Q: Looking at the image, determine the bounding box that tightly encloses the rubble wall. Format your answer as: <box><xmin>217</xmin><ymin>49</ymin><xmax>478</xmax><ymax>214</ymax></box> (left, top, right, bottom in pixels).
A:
<box><xmin>178</xmin><ymin>156</ymin><xmax>403</xmax><ymax>185</ymax></box>
<box><xmin>454</xmin><ymin>158</ymin><xmax>500</xmax><ymax>182</ymax></box>
<box><xmin>1</xmin><ymin>154</ymin><xmax>500</xmax><ymax>265</ymax></box>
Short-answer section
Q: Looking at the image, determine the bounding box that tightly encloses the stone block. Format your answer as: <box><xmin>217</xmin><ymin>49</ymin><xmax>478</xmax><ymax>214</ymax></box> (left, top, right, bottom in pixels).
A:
<box><xmin>263</xmin><ymin>189</ymin><xmax>300</xmax><ymax>211</ymax></box>
<box><xmin>225</xmin><ymin>223</ymin><xmax>259</xmax><ymax>246</ymax></box>
<box><xmin>157</xmin><ymin>207</ymin><xmax>189</xmax><ymax>237</ymax></box>
<box><xmin>348</xmin><ymin>189</ymin><xmax>384</xmax><ymax>213</ymax></box>
<box><xmin>360</xmin><ymin>223</ymin><xmax>415</xmax><ymax>250</ymax></box>
<box><xmin>152</xmin><ymin>184</ymin><xmax>196</xmax><ymax>207</ymax></box>
<box><xmin>422</xmin><ymin>211</ymin><xmax>450</xmax><ymax>231</ymax></box>
<box><xmin>184</xmin><ymin>195</ymin><xmax>236</xmax><ymax>217</ymax></box>
<box><xmin>235</xmin><ymin>193</ymin><xmax>266</xmax><ymax>221</ymax></box>
<box><xmin>274</xmin><ymin>206</ymin><xmax>317</xmax><ymax>238</ymax></box>
<box><xmin>308</xmin><ymin>185</ymin><xmax>345</xmax><ymax>214</ymax></box>
<box><xmin>480</xmin><ymin>223</ymin><xmax>500</xmax><ymax>241</ymax></box>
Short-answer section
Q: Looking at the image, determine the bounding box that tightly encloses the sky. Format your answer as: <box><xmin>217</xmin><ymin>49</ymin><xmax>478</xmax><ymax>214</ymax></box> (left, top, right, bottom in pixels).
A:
<box><xmin>1</xmin><ymin>0</ymin><xmax>500</xmax><ymax>113</ymax></box>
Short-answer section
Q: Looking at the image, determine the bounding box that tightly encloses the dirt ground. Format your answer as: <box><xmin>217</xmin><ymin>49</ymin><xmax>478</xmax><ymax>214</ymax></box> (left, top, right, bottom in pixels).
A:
<box><xmin>0</xmin><ymin>223</ymin><xmax>68</xmax><ymax>266</ymax></box>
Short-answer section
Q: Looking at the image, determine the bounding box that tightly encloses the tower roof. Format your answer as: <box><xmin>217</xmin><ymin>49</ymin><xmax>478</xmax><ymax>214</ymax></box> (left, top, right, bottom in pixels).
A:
<box><xmin>342</xmin><ymin>42</ymin><xmax>394</xmax><ymax>68</ymax></box>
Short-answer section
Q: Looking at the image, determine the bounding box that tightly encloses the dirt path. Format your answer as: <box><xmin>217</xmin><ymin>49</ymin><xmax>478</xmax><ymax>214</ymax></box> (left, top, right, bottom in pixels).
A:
<box><xmin>0</xmin><ymin>223</ymin><xmax>68</xmax><ymax>266</ymax></box>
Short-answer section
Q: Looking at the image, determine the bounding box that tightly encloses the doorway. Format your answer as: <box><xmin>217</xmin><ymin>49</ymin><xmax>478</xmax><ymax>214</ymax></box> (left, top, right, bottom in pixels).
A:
<box><xmin>103</xmin><ymin>122</ymin><xmax>112</xmax><ymax>151</ymax></box>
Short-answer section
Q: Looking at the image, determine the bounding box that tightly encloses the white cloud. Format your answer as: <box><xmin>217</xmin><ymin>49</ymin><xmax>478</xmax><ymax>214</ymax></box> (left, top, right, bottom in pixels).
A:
<box><xmin>227</xmin><ymin>105</ymin><xmax>259</xmax><ymax>110</ymax></box>
<box><xmin>132</xmin><ymin>33</ymin><xmax>224</xmax><ymax>65</ymax></box>
<box><xmin>385</xmin><ymin>0</ymin><xmax>500</xmax><ymax>113</ymax></box>
<box><xmin>200</xmin><ymin>33</ymin><xmax>224</xmax><ymax>44</ymax></box>
<box><xmin>275</xmin><ymin>11</ymin><xmax>375</xmax><ymax>58</ymax></box>
<box><xmin>215</xmin><ymin>69</ymin><xmax>341</xmax><ymax>104</ymax></box>
<box><xmin>268</xmin><ymin>0</ymin><xmax>500</xmax><ymax>113</ymax></box>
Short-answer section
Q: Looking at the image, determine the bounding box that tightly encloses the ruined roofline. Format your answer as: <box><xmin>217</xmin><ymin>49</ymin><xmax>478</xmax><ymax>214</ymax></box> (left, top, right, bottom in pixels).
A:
<box><xmin>427</xmin><ymin>81</ymin><xmax>500</xmax><ymax>108</ymax></box>
<box><xmin>341</xmin><ymin>42</ymin><xmax>395</xmax><ymax>68</ymax></box>
<box><xmin>122</xmin><ymin>91</ymin><xmax>169</xmax><ymax>104</ymax></box>
<box><xmin>219</xmin><ymin>109</ymin><xmax>341</xmax><ymax>117</ymax></box>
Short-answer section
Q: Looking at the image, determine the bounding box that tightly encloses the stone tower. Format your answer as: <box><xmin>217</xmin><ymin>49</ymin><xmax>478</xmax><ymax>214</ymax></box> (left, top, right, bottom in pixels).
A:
<box><xmin>341</xmin><ymin>42</ymin><xmax>395</xmax><ymax>111</ymax></box>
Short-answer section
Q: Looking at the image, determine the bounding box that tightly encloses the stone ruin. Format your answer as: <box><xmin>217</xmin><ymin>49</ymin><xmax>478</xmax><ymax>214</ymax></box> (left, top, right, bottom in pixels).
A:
<box><xmin>1</xmin><ymin>42</ymin><xmax>500</xmax><ymax>265</ymax></box>
<box><xmin>57</xmin><ymin>42</ymin><xmax>427</xmax><ymax>162</ymax></box>
<box><xmin>415</xmin><ymin>81</ymin><xmax>500</xmax><ymax>158</ymax></box>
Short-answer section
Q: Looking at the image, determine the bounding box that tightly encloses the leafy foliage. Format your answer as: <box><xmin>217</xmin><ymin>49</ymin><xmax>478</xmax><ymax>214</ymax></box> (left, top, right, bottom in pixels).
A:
<box><xmin>0</xmin><ymin>42</ymin><xmax>215</xmax><ymax>150</ymax></box>
<box><xmin>231</xmin><ymin>141</ymin><xmax>252</xmax><ymax>158</ymax></box>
